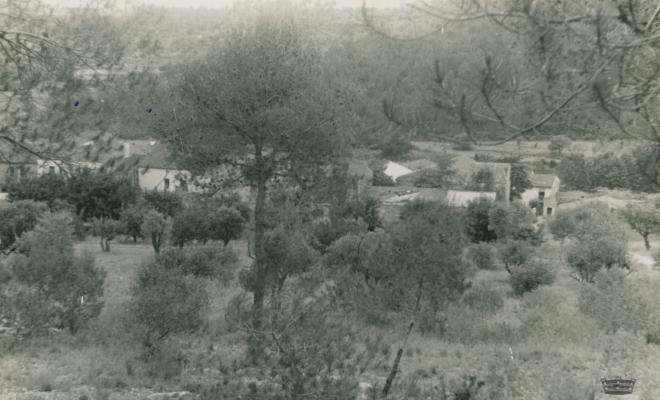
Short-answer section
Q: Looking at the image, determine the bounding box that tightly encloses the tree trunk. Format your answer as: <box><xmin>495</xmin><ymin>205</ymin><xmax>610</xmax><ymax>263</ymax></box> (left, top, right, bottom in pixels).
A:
<box><xmin>382</xmin><ymin>279</ymin><xmax>424</xmax><ymax>398</ymax></box>
<box><xmin>251</xmin><ymin>170</ymin><xmax>268</xmax><ymax>328</ymax></box>
<box><xmin>643</xmin><ymin>233</ymin><xmax>651</xmax><ymax>250</ymax></box>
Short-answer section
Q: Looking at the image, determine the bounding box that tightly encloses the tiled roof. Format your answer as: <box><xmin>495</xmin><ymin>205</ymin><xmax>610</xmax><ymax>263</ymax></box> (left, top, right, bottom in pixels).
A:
<box><xmin>530</xmin><ymin>173</ymin><xmax>557</xmax><ymax>188</ymax></box>
<box><xmin>446</xmin><ymin>190</ymin><xmax>496</xmax><ymax>207</ymax></box>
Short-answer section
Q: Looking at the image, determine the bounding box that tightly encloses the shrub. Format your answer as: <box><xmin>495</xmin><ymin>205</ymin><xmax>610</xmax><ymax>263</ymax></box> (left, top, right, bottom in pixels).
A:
<box><xmin>5</xmin><ymin>173</ymin><xmax>67</xmax><ymax>208</ymax></box>
<box><xmin>578</xmin><ymin>268</ymin><xmax>658</xmax><ymax>333</ymax></box>
<box><xmin>465</xmin><ymin>197</ymin><xmax>497</xmax><ymax>243</ymax></box>
<box><xmin>340</xmin><ymin>195</ymin><xmax>381</xmax><ymax>231</ymax></box>
<box><xmin>496</xmin><ymin>239</ymin><xmax>533</xmax><ymax>274</ymax></box>
<box><xmin>488</xmin><ymin>201</ymin><xmax>539</xmax><ymax>242</ymax></box>
<box><xmin>141</xmin><ymin>210</ymin><xmax>171</xmax><ymax>254</ymax></box>
<box><xmin>5</xmin><ymin>213</ymin><xmax>105</xmax><ymax>335</ymax></box>
<box><xmin>510</xmin><ymin>258</ymin><xmax>556</xmax><ymax>295</ymax></box>
<box><xmin>462</xmin><ymin>283</ymin><xmax>504</xmax><ymax>314</ymax></box>
<box><xmin>0</xmin><ymin>200</ymin><xmax>48</xmax><ymax>251</ymax></box>
<box><xmin>515</xmin><ymin>286</ymin><xmax>597</xmax><ymax>343</ymax></box>
<box><xmin>465</xmin><ymin>243</ymin><xmax>498</xmax><ymax>270</ymax></box>
<box><xmin>157</xmin><ymin>245</ymin><xmax>238</xmax><ymax>283</ymax></box>
<box><xmin>143</xmin><ymin>190</ymin><xmax>183</xmax><ymax>217</ymax></box>
<box><xmin>129</xmin><ymin>261</ymin><xmax>208</xmax><ymax>353</ymax></box>
<box><xmin>466</xmin><ymin>167</ymin><xmax>495</xmax><ymax>192</ymax></box>
<box><xmin>379</xmin><ymin>134</ymin><xmax>413</xmax><ymax>159</ymax></box>
<box><xmin>372</xmin><ymin>170</ymin><xmax>395</xmax><ymax>186</ymax></box>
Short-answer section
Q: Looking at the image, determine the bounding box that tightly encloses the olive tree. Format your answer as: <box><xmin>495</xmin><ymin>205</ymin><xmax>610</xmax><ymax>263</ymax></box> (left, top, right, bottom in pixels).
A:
<box><xmin>620</xmin><ymin>202</ymin><xmax>660</xmax><ymax>250</ymax></box>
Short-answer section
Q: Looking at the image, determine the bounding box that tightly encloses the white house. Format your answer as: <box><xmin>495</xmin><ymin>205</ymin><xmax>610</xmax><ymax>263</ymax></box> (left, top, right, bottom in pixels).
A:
<box><xmin>136</xmin><ymin>144</ymin><xmax>193</xmax><ymax>193</ymax></box>
<box><xmin>521</xmin><ymin>173</ymin><xmax>560</xmax><ymax>216</ymax></box>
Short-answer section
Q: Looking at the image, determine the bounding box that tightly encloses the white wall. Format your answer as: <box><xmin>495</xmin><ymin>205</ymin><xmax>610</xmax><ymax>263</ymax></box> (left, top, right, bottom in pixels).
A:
<box><xmin>521</xmin><ymin>187</ymin><xmax>540</xmax><ymax>205</ymax></box>
<box><xmin>138</xmin><ymin>167</ymin><xmax>192</xmax><ymax>192</ymax></box>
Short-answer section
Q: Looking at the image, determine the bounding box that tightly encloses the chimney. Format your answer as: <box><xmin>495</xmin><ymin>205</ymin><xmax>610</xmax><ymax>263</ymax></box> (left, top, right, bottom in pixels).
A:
<box><xmin>123</xmin><ymin>141</ymin><xmax>131</xmax><ymax>158</ymax></box>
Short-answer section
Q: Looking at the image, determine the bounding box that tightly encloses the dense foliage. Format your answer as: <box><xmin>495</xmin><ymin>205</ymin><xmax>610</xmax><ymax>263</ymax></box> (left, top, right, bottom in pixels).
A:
<box><xmin>2</xmin><ymin>213</ymin><xmax>105</xmax><ymax>335</ymax></box>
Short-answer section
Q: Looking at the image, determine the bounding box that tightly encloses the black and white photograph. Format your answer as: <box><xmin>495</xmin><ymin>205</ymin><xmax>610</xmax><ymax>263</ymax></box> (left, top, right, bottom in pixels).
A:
<box><xmin>0</xmin><ymin>0</ymin><xmax>659</xmax><ymax>399</ymax></box>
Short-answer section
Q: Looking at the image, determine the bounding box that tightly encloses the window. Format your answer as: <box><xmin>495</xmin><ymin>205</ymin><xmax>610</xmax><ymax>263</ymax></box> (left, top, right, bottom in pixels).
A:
<box><xmin>538</xmin><ymin>191</ymin><xmax>545</xmax><ymax>200</ymax></box>
<box><xmin>49</xmin><ymin>166</ymin><xmax>55</xmax><ymax>174</ymax></box>
<box><xmin>8</xmin><ymin>166</ymin><xmax>14</xmax><ymax>177</ymax></box>
<box><xmin>547</xmin><ymin>207</ymin><xmax>553</xmax><ymax>216</ymax></box>
<box><xmin>180</xmin><ymin>179</ymin><xmax>188</xmax><ymax>192</ymax></box>
<box><xmin>163</xmin><ymin>178</ymin><xmax>170</xmax><ymax>191</ymax></box>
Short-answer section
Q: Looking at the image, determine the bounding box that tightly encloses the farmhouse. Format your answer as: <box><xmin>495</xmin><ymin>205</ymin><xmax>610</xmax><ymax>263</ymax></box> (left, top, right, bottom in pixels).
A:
<box><xmin>521</xmin><ymin>173</ymin><xmax>560</xmax><ymax>216</ymax></box>
<box><xmin>451</xmin><ymin>157</ymin><xmax>512</xmax><ymax>202</ymax></box>
<box><xmin>135</xmin><ymin>143</ymin><xmax>192</xmax><ymax>193</ymax></box>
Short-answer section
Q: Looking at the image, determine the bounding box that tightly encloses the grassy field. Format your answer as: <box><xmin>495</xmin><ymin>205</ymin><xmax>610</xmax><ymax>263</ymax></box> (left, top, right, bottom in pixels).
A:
<box><xmin>2</xmin><ymin>232</ymin><xmax>660</xmax><ymax>399</ymax></box>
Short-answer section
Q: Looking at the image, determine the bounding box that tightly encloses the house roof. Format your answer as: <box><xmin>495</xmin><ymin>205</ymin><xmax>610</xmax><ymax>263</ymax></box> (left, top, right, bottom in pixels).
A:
<box><xmin>383</xmin><ymin>161</ymin><xmax>414</xmax><ymax>181</ymax></box>
<box><xmin>446</xmin><ymin>190</ymin><xmax>496</xmax><ymax>207</ymax></box>
<box><xmin>381</xmin><ymin>188</ymin><xmax>447</xmax><ymax>205</ymax></box>
<box><xmin>530</xmin><ymin>173</ymin><xmax>557</xmax><ymax>188</ymax></box>
<box><xmin>137</xmin><ymin>144</ymin><xmax>178</xmax><ymax>170</ymax></box>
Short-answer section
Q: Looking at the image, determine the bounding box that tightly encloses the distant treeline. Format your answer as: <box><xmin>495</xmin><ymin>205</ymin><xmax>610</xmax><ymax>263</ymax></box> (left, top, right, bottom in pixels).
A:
<box><xmin>557</xmin><ymin>146</ymin><xmax>659</xmax><ymax>193</ymax></box>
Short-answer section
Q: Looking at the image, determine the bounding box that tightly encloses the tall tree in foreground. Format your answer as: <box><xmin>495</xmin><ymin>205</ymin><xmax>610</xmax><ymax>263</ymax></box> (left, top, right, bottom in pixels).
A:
<box><xmin>157</xmin><ymin>2</ymin><xmax>345</xmax><ymax>326</ymax></box>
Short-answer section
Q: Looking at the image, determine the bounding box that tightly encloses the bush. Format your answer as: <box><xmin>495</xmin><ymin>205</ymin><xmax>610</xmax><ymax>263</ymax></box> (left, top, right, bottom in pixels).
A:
<box><xmin>578</xmin><ymin>268</ymin><xmax>657</xmax><ymax>333</ymax></box>
<box><xmin>462</xmin><ymin>283</ymin><xmax>504</xmax><ymax>314</ymax></box>
<box><xmin>510</xmin><ymin>258</ymin><xmax>556</xmax><ymax>295</ymax></box>
<box><xmin>143</xmin><ymin>190</ymin><xmax>183</xmax><ymax>217</ymax></box>
<box><xmin>496</xmin><ymin>239</ymin><xmax>533</xmax><ymax>274</ymax></box>
<box><xmin>464</xmin><ymin>243</ymin><xmax>498</xmax><ymax>270</ymax></box>
<box><xmin>5</xmin><ymin>213</ymin><xmax>105</xmax><ymax>335</ymax></box>
<box><xmin>130</xmin><ymin>261</ymin><xmax>208</xmax><ymax>353</ymax></box>
<box><xmin>379</xmin><ymin>134</ymin><xmax>413</xmax><ymax>159</ymax></box>
<box><xmin>157</xmin><ymin>245</ymin><xmax>238</xmax><ymax>283</ymax></box>
<box><xmin>5</xmin><ymin>173</ymin><xmax>67</xmax><ymax>208</ymax></box>
<box><xmin>372</xmin><ymin>170</ymin><xmax>395</xmax><ymax>186</ymax></box>
<box><xmin>465</xmin><ymin>197</ymin><xmax>497</xmax><ymax>243</ymax></box>
<box><xmin>466</xmin><ymin>166</ymin><xmax>495</xmax><ymax>192</ymax></box>
<box><xmin>515</xmin><ymin>286</ymin><xmax>597</xmax><ymax>343</ymax></box>
<box><xmin>0</xmin><ymin>200</ymin><xmax>48</xmax><ymax>251</ymax></box>
<box><xmin>310</xmin><ymin>217</ymin><xmax>366</xmax><ymax>254</ymax></box>
<box><xmin>339</xmin><ymin>195</ymin><xmax>381</xmax><ymax>231</ymax></box>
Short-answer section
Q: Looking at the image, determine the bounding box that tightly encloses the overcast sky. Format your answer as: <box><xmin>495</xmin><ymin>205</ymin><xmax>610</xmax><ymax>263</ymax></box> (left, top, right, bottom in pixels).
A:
<box><xmin>48</xmin><ymin>0</ymin><xmax>411</xmax><ymax>9</ymax></box>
